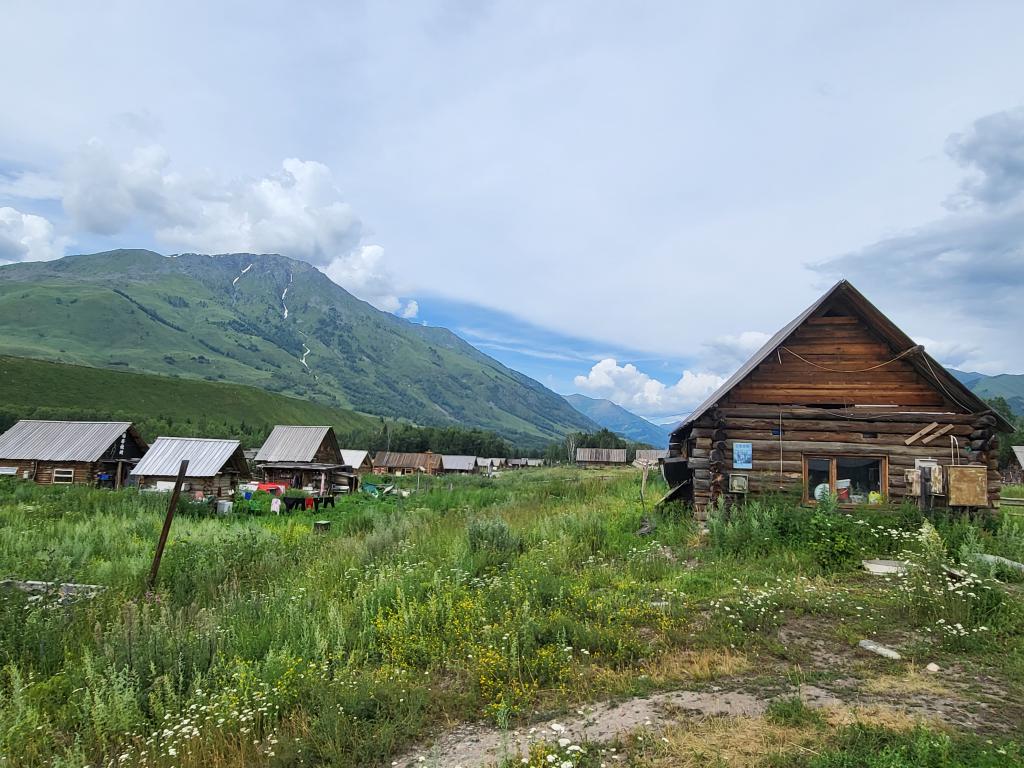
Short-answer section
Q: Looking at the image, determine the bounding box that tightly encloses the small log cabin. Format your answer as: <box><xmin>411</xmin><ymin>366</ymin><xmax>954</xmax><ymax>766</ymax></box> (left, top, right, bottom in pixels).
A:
<box><xmin>635</xmin><ymin>449</ymin><xmax>668</xmax><ymax>464</ymax></box>
<box><xmin>1006</xmin><ymin>447</ymin><xmax>1024</xmax><ymax>485</ymax></box>
<box><xmin>440</xmin><ymin>455</ymin><xmax>478</xmax><ymax>474</ymax></box>
<box><xmin>255</xmin><ymin>426</ymin><xmax>357</xmax><ymax>492</ymax></box>
<box><xmin>0</xmin><ymin>420</ymin><xmax>147</xmax><ymax>487</ymax></box>
<box><xmin>372</xmin><ymin>451</ymin><xmax>442</xmax><ymax>475</ymax></box>
<box><xmin>576</xmin><ymin>447</ymin><xmax>628</xmax><ymax>467</ymax></box>
<box><xmin>663</xmin><ymin>281</ymin><xmax>1013</xmax><ymax>516</ymax></box>
<box><xmin>340</xmin><ymin>449</ymin><xmax>373</xmax><ymax>473</ymax></box>
<box><xmin>131</xmin><ymin>437</ymin><xmax>250</xmax><ymax>499</ymax></box>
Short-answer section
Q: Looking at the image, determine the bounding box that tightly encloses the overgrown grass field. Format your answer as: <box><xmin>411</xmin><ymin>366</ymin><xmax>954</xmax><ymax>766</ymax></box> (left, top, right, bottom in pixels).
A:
<box><xmin>1</xmin><ymin>469</ymin><xmax>1023</xmax><ymax>767</ymax></box>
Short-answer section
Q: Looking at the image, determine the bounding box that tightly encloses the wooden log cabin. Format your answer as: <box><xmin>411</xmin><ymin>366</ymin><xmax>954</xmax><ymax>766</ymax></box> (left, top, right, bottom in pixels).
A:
<box><xmin>130</xmin><ymin>437</ymin><xmax>250</xmax><ymax>499</ymax></box>
<box><xmin>371</xmin><ymin>451</ymin><xmax>442</xmax><ymax>476</ymax></box>
<box><xmin>0</xmin><ymin>420</ymin><xmax>147</xmax><ymax>487</ymax></box>
<box><xmin>255</xmin><ymin>426</ymin><xmax>358</xmax><ymax>493</ymax></box>
<box><xmin>576</xmin><ymin>447</ymin><xmax>628</xmax><ymax>467</ymax></box>
<box><xmin>663</xmin><ymin>281</ymin><xmax>1014</xmax><ymax>516</ymax></box>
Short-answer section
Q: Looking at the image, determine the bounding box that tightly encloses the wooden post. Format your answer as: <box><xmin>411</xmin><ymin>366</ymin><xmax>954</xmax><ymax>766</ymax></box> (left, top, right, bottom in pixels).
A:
<box><xmin>146</xmin><ymin>459</ymin><xmax>189</xmax><ymax>591</ymax></box>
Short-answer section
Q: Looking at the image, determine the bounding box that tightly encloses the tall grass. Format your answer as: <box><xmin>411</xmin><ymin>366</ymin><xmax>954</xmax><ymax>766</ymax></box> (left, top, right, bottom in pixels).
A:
<box><xmin>2</xmin><ymin>472</ymin><xmax>1022</xmax><ymax>767</ymax></box>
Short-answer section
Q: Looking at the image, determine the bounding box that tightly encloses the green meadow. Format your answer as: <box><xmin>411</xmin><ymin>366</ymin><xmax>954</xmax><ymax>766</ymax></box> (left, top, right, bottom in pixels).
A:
<box><xmin>1</xmin><ymin>469</ymin><xmax>1023</xmax><ymax>767</ymax></box>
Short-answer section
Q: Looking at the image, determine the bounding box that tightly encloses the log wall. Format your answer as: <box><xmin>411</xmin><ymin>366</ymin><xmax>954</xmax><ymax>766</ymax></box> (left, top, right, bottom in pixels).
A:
<box><xmin>0</xmin><ymin>459</ymin><xmax>99</xmax><ymax>485</ymax></box>
<box><xmin>688</xmin><ymin>406</ymin><xmax>999</xmax><ymax>515</ymax></box>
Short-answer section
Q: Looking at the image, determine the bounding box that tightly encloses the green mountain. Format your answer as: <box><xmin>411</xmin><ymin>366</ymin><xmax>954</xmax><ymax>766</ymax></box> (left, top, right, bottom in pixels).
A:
<box><xmin>0</xmin><ymin>355</ymin><xmax>378</xmax><ymax>448</ymax></box>
<box><xmin>949</xmin><ymin>369</ymin><xmax>1024</xmax><ymax>416</ymax></box>
<box><xmin>564</xmin><ymin>393</ymin><xmax>669</xmax><ymax>446</ymax></box>
<box><xmin>0</xmin><ymin>250</ymin><xmax>599</xmax><ymax>448</ymax></box>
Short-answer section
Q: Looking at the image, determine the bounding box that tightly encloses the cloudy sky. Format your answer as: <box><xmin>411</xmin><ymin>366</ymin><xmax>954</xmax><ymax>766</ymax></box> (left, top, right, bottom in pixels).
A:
<box><xmin>2</xmin><ymin>2</ymin><xmax>1023</xmax><ymax>423</ymax></box>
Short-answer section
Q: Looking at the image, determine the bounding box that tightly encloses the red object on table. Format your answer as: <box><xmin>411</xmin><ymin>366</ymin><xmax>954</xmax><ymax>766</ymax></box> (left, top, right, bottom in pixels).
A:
<box><xmin>304</xmin><ymin>497</ymin><xmax>315</xmax><ymax>510</ymax></box>
<box><xmin>257</xmin><ymin>482</ymin><xmax>288</xmax><ymax>495</ymax></box>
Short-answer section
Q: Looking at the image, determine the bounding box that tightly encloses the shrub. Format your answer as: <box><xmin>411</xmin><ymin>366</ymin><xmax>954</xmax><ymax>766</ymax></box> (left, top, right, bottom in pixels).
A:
<box><xmin>466</xmin><ymin>517</ymin><xmax>521</xmax><ymax>562</ymax></box>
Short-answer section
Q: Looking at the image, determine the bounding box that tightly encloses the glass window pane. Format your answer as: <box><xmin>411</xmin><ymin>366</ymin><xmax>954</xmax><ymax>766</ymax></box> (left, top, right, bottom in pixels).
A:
<box><xmin>836</xmin><ymin>457</ymin><xmax>883</xmax><ymax>504</ymax></box>
<box><xmin>807</xmin><ymin>457</ymin><xmax>831</xmax><ymax>501</ymax></box>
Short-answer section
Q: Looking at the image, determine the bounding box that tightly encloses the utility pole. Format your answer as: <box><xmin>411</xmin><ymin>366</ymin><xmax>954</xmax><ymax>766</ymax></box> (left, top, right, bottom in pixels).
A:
<box><xmin>146</xmin><ymin>459</ymin><xmax>189</xmax><ymax>591</ymax></box>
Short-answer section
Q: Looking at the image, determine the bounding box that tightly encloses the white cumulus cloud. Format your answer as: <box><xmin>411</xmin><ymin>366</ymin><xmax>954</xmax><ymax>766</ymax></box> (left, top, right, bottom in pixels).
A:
<box><xmin>56</xmin><ymin>140</ymin><xmax>414</xmax><ymax>314</ymax></box>
<box><xmin>399</xmin><ymin>299</ymin><xmax>419</xmax><ymax>319</ymax></box>
<box><xmin>0</xmin><ymin>207</ymin><xmax>69</xmax><ymax>264</ymax></box>
<box><xmin>573</xmin><ymin>358</ymin><xmax>723</xmax><ymax>418</ymax></box>
<box><xmin>324</xmin><ymin>245</ymin><xmax>411</xmax><ymax>313</ymax></box>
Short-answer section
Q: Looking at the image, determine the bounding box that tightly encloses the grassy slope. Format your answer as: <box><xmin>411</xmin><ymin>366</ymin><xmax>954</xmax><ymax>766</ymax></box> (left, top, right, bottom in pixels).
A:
<box><xmin>0</xmin><ymin>355</ymin><xmax>379</xmax><ymax>446</ymax></box>
<box><xmin>0</xmin><ymin>250</ymin><xmax>599</xmax><ymax>447</ymax></box>
<box><xmin>1</xmin><ymin>471</ymin><xmax>1022</xmax><ymax>766</ymax></box>
<box><xmin>950</xmin><ymin>369</ymin><xmax>1024</xmax><ymax>416</ymax></box>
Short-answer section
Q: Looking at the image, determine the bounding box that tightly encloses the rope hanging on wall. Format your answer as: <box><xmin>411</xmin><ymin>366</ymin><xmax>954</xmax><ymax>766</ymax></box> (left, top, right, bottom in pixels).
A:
<box><xmin>778</xmin><ymin>344</ymin><xmax>922</xmax><ymax>373</ymax></box>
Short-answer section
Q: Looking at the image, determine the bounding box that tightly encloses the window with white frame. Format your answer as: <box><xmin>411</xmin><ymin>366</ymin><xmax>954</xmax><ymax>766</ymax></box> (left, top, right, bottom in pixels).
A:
<box><xmin>52</xmin><ymin>468</ymin><xmax>75</xmax><ymax>484</ymax></box>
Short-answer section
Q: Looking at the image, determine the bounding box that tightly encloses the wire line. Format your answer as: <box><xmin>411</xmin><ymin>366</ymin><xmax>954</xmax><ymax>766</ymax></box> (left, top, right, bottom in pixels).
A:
<box><xmin>779</xmin><ymin>345</ymin><xmax>920</xmax><ymax>373</ymax></box>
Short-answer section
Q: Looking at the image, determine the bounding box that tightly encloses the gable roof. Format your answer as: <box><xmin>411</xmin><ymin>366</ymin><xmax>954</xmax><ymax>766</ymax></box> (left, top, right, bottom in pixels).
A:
<box><xmin>372</xmin><ymin>451</ymin><xmax>442</xmax><ymax>471</ymax></box>
<box><xmin>255</xmin><ymin>426</ymin><xmax>337</xmax><ymax>463</ymax></box>
<box><xmin>132</xmin><ymin>437</ymin><xmax>247</xmax><ymax>477</ymax></box>
<box><xmin>340</xmin><ymin>449</ymin><xmax>370</xmax><ymax>468</ymax></box>
<box><xmin>1013</xmin><ymin>446</ymin><xmax>1024</xmax><ymax>468</ymax></box>
<box><xmin>441</xmin><ymin>454</ymin><xmax>477</xmax><ymax>471</ymax></box>
<box><xmin>0</xmin><ymin>420</ymin><xmax>140</xmax><ymax>462</ymax></box>
<box><xmin>672</xmin><ymin>280</ymin><xmax>1014</xmax><ymax>436</ymax></box>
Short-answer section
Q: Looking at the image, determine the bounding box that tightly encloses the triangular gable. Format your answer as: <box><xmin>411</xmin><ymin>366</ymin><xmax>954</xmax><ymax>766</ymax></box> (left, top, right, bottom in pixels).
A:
<box><xmin>672</xmin><ymin>280</ymin><xmax>1012</xmax><ymax>437</ymax></box>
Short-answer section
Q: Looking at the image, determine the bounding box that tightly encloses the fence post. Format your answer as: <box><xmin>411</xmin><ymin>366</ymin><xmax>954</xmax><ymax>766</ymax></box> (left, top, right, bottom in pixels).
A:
<box><xmin>146</xmin><ymin>459</ymin><xmax>189</xmax><ymax>591</ymax></box>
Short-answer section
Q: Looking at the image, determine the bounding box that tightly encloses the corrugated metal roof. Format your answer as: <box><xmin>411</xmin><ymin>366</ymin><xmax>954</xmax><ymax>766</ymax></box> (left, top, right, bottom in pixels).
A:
<box><xmin>670</xmin><ymin>280</ymin><xmax>1013</xmax><ymax>437</ymax></box>
<box><xmin>635</xmin><ymin>449</ymin><xmax>667</xmax><ymax>462</ymax></box>
<box><xmin>441</xmin><ymin>455</ymin><xmax>477</xmax><ymax>471</ymax></box>
<box><xmin>1013</xmin><ymin>446</ymin><xmax>1024</xmax><ymax>468</ymax></box>
<box><xmin>340</xmin><ymin>449</ymin><xmax>370</xmax><ymax>468</ymax></box>
<box><xmin>255</xmin><ymin>426</ymin><xmax>332</xmax><ymax>462</ymax></box>
<box><xmin>576</xmin><ymin>447</ymin><xmax>627</xmax><ymax>463</ymax></box>
<box><xmin>476</xmin><ymin>457</ymin><xmax>492</xmax><ymax>467</ymax></box>
<box><xmin>131</xmin><ymin>437</ymin><xmax>243</xmax><ymax>478</ymax></box>
<box><xmin>372</xmin><ymin>452</ymin><xmax>442</xmax><ymax>470</ymax></box>
<box><xmin>0</xmin><ymin>420</ymin><xmax>134</xmax><ymax>462</ymax></box>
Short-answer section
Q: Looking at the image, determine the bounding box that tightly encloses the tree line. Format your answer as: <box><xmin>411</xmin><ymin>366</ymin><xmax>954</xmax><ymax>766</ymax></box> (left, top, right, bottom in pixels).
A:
<box><xmin>986</xmin><ymin>397</ymin><xmax>1024</xmax><ymax>468</ymax></box>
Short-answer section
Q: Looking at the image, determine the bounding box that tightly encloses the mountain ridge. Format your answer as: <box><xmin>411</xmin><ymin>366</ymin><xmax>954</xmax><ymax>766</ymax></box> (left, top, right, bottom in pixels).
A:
<box><xmin>949</xmin><ymin>368</ymin><xmax>1024</xmax><ymax>416</ymax></box>
<box><xmin>0</xmin><ymin>250</ymin><xmax>600</xmax><ymax>447</ymax></box>
<box><xmin>563</xmin><ymin>393</ymin><xmax>669</xmax><ymax>446</ymax></box>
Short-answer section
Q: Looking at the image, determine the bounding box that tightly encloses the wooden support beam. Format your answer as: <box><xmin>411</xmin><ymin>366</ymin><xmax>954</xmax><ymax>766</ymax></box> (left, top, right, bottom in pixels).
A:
<box><xmin>905</xmin><ymin>422</ymin><xmax>939</xmax><ymax>445</ymax></box>
<box><xmin>921</xmin><ymin>424</ymin><xmax>955</xmax><ymax>445</ymax></box>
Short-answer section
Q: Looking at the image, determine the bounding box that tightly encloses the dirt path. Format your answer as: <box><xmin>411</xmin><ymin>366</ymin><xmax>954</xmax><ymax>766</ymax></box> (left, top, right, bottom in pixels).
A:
<box><xmin>394</xmin><ymin>688</ymin><xmax>766</xmax><ymax>768</ymax></box>
<box><xmin>393</xmin><ymin>675</ymin><xmax>1009</xmax><ymax>768</ymax></box>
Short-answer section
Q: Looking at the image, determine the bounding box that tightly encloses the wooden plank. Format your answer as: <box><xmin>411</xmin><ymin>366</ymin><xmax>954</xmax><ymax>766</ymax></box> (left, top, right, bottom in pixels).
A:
<box><xmin>721</xmin><ymin>407</ymin><xmax>977</xmax><ymax>424</ymax></box>
<box><xmin>920</xmin><ymin>424</ymin><xmax>955</xmax><ymax>445</ymax></box>
<box><xmin>904</xmin><ymin>422</ymin><xmax>939</xmax><ymax>445</ymax></box>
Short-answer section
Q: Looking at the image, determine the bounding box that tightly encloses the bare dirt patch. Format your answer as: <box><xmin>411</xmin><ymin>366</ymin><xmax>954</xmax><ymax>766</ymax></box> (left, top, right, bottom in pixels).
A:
<box><xmin>393</xmin><ymin>679</ymin><xmax>979</xmax><ymax>768</ymax></box>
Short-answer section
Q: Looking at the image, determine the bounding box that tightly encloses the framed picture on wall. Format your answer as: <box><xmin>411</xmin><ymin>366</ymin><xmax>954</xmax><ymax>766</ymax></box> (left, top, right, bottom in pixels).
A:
<box><xmin>733</xmin><ymin>442</ymin><xmax>753</xmax><ymax>469</ymax></box>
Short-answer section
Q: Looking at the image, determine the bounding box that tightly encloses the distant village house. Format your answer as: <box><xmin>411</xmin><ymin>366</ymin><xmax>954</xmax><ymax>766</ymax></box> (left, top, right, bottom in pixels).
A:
<box><xmin>1006</xmin><ymin>447</ymin><xmax>1024</xmax><ymax>485</ymax></box>
<box><xmin>255</xmin><ymin>426</ymin><xmax>357</xmax><ymax>493</ymax></box>
<box><xmin>634</xmin><ymin>449</ymin><xmax>668</xmax><ymax>464</ymax></box>
<box><xmin>372</xmin><ymin>451</ymin><xmax>442</xmax><ymax>476</ymax></box>
<box><xmin>576</xmin><ymin>447</ymin><xmax>628</xmax><ymax>467</ymax></box>
<box><xmin>441</xmin><ymin>455</ymin><xmax>478</xmax><ymax>474</ymax></box>
<box><xmin>340</xmin><ymin>449</ymin><xmax>373</xmax><ymax>473</ymax></box>
<box><xmin>0</xmin><ymin>420</ymin><xmax>147</xmax><ymax>488</ymax></box>
<box><xmin>131</xmin><ymin>437</ymin><xmax>250</xmax><ymax>499</ymax></box>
